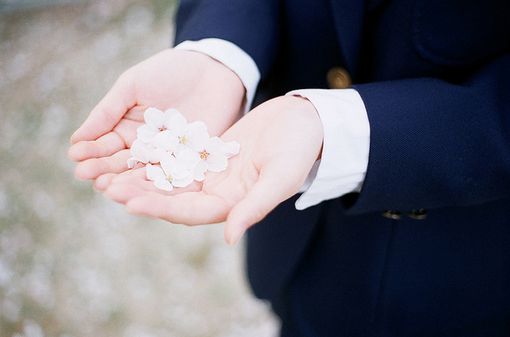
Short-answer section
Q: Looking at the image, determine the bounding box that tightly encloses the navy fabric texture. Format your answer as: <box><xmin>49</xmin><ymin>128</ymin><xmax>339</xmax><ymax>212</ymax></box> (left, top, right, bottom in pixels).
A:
<box><xmin>175</xmin><ymin>0</ymin><xmax>510</xmax><ymax>336</ymax></box>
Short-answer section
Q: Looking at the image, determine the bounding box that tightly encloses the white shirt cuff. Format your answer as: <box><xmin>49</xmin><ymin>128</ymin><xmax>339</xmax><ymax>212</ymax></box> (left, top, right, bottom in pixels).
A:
<box><xmin>175</xmin><ymin>38</ymin><xmax>261</xmax><ymax>112</ymax></box>
<box><xmin>287</xmin><ymin>89</ymin><xmax>371</xmax><ymax>210</ymax></box>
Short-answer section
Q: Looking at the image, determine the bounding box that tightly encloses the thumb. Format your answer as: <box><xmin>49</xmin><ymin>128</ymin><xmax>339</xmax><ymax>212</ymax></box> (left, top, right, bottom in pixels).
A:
<box><xmin>71</xmin><ymin>72</ymin><xmax>136</xmax><ymax>143</ymax></box>
<box><xmin>225</xmin><ymin>161</ymin><xmax>299</xmax><ymax>245</ymax></box>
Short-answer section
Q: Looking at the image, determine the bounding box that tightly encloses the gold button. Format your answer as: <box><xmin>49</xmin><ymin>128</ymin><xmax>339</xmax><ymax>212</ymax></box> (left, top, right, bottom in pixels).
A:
<box><xmin>408</xmin><ymin>209</ymin><xmax>427</xmax><ymax>220</ymax></box>
<box><xmin>382</xmin><ymin>210</ymin><xmax>401</xmax><ymax>220</ymax></box>
<box><xmin>327</xmin><ymin>67</ymin><xmax>352</xmax><ymax>89</ymax></box>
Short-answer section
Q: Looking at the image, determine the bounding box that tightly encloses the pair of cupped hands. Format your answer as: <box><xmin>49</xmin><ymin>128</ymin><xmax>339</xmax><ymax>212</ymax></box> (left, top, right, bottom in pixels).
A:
<box><xmin>68</xmin><ymin>49</ymin><xmax>323</xmax><ymax>244</ymax></box>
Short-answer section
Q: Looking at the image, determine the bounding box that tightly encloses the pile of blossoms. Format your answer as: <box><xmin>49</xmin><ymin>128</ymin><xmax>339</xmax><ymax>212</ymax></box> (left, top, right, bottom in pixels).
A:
<box><xmin>127</xmin><ymin>108</ymin><xmax>240</xmax><ymax>191</ymax></box>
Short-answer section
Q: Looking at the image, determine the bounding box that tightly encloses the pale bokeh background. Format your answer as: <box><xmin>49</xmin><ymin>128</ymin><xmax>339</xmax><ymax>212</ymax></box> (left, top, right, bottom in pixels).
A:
<box><xmin>0</xmin><ymin>1</ymin><xmax>278</xmax><ymax>336</ymax></box>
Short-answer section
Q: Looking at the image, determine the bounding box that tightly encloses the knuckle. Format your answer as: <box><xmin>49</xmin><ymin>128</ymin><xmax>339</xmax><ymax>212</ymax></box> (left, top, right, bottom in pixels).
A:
<box><xmin>99</xmin><ymin>106</ymin><xmax>119</xmax><ymax>126</ymax></box>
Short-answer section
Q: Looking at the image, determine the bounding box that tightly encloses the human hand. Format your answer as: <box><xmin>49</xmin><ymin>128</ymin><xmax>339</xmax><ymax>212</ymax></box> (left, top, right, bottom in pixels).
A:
<box><xmin>100</xmin><ymin>96</ymin><xmax>323</xmax><ymax>244</ymax></box>
<box><xmin>68</xmin><ymin>49</ymin><xmax>245</xmax><ymax>186</ymax></box>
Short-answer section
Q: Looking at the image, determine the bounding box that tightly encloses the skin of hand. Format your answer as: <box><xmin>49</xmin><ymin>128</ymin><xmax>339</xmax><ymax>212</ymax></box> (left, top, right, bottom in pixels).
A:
<box><xmin>99</xmin><ymin>96</ymin><xmax>324</xmax><ymax>245</ymax></box>
<box><xmin>68</xmin><ymin>48</ymin><xmax>245</xmax><ymax>189</ymax></box>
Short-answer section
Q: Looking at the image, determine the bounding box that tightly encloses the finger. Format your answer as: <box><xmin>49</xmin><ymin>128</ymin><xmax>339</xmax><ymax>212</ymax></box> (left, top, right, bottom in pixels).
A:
<box><xmin>74</xmin><ymin>149</ymin><xmax>131</xmax><ymax>180</ymax></box>
<box><xmin>110</xmin><ymin>167</ymin><xmax>147</xmax><ymax>184</ymax></box>
<box><xmin>104</xmin><ymin>182</ymin><xmax>146</xmax><ymax>205</ymax></box>
<box><xmin>71</xmin><ymin>73</ymin><xmax>136</xmax><ymax>143</ymax></box>
<box><xmin>68</xmin><ymin>132</ymin><xmax>125</xmax><ymax>161</ymax></box>
<box><xmin>112</xmin><ymin>172</ymin><xmax>202</xmax><ymax>195</ymax></box>
<box><xmin>109</xmin><ymin>169</ymin><xmax>159</xmax><ymax>194</ymax></box>
<box><xmin>104</xmin><ymin>165</ymin><xmax>171</xmax><ymax>203</ymax></box>
<box><xmin>107</xmin><ymin>167</ymin><xmax>152</xmax><ymax>186</ymax></box>
<box><xmin>225</xmin><ymin>161</ymin><xmax>299</xmax><ymax>245</ymax></box>
<box><xmin>126</xmin><ymin>191</ymin><xmax>230</xmax><ymax>225</ymax></box>
<box><xmin>123</xmin><ymin>105</ymin><xmax>146</xmax><ymax>122</ymax></box>
<box><xmin>94</xmin><ymin>173</ymin><xmax>118</xmax><ymax>191</ymax></box>
<box><xmin>97</xmin><ymin>165</ymin><xmax>202</xmax><ymax>194</ymax></box>
<box><xmin>105</xmin><ymin>180</ymin><xmax>201</xmax><ymax>203</ymax></box>
<box><xmin>94</xmin><ymin>161</ymin><xmax>146</xmax><ymax>190</ymax></box>
<box><xmin>109</xmin><ymin>163</ymin><xmax>203</xmax><ymax>193</ymax></box>
<box><xmin>112</xmin><ymin>118</ymin><xmax>140</xmax><ymax>147</ymax></box>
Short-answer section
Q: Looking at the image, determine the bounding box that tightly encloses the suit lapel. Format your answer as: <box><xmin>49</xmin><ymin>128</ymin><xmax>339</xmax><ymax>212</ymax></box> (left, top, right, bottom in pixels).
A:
<box><xmin>329</xmin><ymin>0</ymin><xmax>366</xmax><ymax>77</ymax></box>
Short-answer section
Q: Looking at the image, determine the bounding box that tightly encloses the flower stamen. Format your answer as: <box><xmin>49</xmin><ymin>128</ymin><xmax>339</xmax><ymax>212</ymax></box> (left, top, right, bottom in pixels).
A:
<box><xmin>199</xmin><ymin>150</ymin><xmax>209</xmax><ymax>160</ymax></box>
<box><xmin>179</xmin><ymin>135</ymin><xmax>188</xmax><ymax>144</ymax></box>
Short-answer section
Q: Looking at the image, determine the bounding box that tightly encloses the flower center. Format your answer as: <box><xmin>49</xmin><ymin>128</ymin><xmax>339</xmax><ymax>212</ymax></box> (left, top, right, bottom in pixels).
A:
<box><xmin>166</xmin><ymin>174</ymin><xmax>173</xmax><ymax>183</ymax></box>
<box><xmin>178</xmin><ymin>135</ymin><xmax>188</xmax><ymax>144</ymax></box>
<box><xmin>199</xmin><ymin>150</ymin><xmax>209</xmax><ymax>160</ymax></box>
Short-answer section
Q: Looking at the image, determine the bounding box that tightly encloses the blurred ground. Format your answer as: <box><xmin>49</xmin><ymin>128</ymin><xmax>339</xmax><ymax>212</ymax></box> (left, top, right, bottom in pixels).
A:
<box><xmin>0</xmin><ymin>1</ymin><xmax>278</xmax><ymax>336</ymax></box>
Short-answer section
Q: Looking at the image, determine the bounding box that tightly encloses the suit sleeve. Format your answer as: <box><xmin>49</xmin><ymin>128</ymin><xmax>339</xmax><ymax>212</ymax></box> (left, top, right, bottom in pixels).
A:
<box><xmin>174</xmin><ymin>0</ymin><xmax>280</xmax><ymax>78</ymax></box>
<box><xmin>346</xmin><ymin>53</ymin><xmax>510</xmax><ymax>214</ymax></box>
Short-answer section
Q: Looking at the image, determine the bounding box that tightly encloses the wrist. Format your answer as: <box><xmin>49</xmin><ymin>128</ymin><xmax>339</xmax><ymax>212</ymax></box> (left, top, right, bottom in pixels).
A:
<box><xmin>182</xmin><ymin>49</ymin><xmax>245</xmax><ymax>100</ymax></box>
<box><xmin>173</xmin><ymin>39</ymin><xmax>260</xmax><ymax>113</ymax></box>
<box><xmin>165</xmin><ymin>48</ymin><xmax>245</xmax><ymax>134</ymax></box>
<box><xmin>196</xmin><ymin>49</ymin><xmax>245</xmax><ymax>125</ymax></box>
<box><xmin>281</xmin><ymin>95</ymin><xmax>324</xmax><ymax>160</ymax></box>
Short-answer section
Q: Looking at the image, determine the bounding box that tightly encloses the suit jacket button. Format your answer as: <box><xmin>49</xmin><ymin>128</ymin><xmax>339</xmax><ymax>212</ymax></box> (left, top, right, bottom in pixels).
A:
<box><xmin>327</xmin><ymin>67</ymin><xmax>352</xmax><ymax>89</ymax></box>
<box><xmin>382</xmin><ymin>210</ymin><xmax>401</xmax><ymax>220</ymax></box>
<box><xmin>408</xmin><ymin>209</ymin><xmax>428</xmax><ymax>220</ymax></box>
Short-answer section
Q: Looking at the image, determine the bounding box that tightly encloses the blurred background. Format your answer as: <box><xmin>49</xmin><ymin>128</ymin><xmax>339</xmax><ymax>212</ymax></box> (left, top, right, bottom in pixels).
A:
<box><xmin>0</xmin><ymin>1</ymin><xmax>278</xmax><ymax>336</ymax></box>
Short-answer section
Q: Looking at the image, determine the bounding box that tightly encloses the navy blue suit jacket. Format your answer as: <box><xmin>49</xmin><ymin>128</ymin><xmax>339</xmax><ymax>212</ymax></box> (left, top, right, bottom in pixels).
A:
<box><xmin>175</xmin><ymin>1</ymin><xmax>510</xmax><ymax>336</ymax></box>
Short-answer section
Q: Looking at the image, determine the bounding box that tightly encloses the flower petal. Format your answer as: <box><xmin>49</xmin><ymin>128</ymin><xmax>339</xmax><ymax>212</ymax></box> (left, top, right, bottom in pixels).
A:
<box><xmin>154</xmin><ymin>178</ymin><xmax>173</xmax><ymax>192</ymax></box>
<box><xmin>144</xmin><ymin>107</ymin><xmax>164</xmax><ymax>129</ymax></box>
<box><xmin>130</xmin><ymin>139</ymin><xmax>150</xmax><ymax>163</ymax></box>
<box><xmin>172</xmin><ymin>169</ymin><xmax>191</xmax><ymax>180</ymax></box>
<box><xmin>160</xmin><ymin>156</ymin><xmax>179</xmax><ymax>176</ymax></box>
<box><xmin>162</xmin><ymin>108</ymin><xmax>180</xmax><ymax>128</ymax></box>
<box><xmin>193</xmin><ymin>160</ymin><xmax>208</xmax><ymax>181</ymax></box>
<box><xmin>175</xmin><ymin>148</ymin><xmax>200</xmax><ymax>169</ymax></box>
<box><xmin>186</xmin><ymin>122</ymin><xmax>210</xmax><ymax>151</ymax></box>
<box><xmin>187</xmin><ymin>121</ymin><xmax>208</xmax><ymax>134</ymax></box>
<box><xmin>206</xmin><ymin>153</ymin><xmax>228</xmax><ymax>172</ymax></box>
<box><xmin>146</xmin><ymin>163</ymin><xmax>166</xmax><ymax>182</ymax></box>
<box><xmin>165</xmin><ymin>111</ymin><xmax>188</xmax><ymax>132</ymax></box>
<box><xmin>222</xmin><ymin>141</ymin><xmax>241</xmax><ymax>158</ymax></box>
<box><xmin>205</xmin><ymin>137</ymin><xmax>224</xmax><ymax>154</ymax></box>
<box><xmin>127</xmin><ymin>157</ymin><xmax>138</xmax><ymax>169</ymax></box>
<box><xmin>151</xmin><ymin>130</ymin><xmax>178</xmax><ymax>152</ymax></box>
<box><xmin>172</xmin><ymin>174</ymin><xmax>194</xmax><ymax>188</ymax></box>
<box><xmin>136</xmin><ymin>124</ymin><xmax>158</xmax><ymax>142</ymax></box>
<box><xmin>148</xmin><ymin>148</ymin><xmax>170</xmax><ymax>164</ymax></box>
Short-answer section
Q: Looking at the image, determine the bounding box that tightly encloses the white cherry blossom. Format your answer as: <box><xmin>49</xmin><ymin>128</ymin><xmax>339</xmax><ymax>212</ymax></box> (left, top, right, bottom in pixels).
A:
<box><xmin>148</xmin><ymin>108</ymin><xmax>204</xmax><ymax>148</ymax></box>
<box><xmin>194</xmin><ymin>137</ymin><xmax>240</xmax><ymax>173</ymax></box>
<box><xmin>136</xmin><ymin>108</ymin><xmax>181</xmax><ymax>142</ymax></box>
<box><xmin>175</xmin><ymin>147</ymin><xmax>208</xmax><ymax>182</ymax></box>
<box><xmin>172</xmin><ymin>120</ymin><xmax>210</xmax><ymax>153</ymax></box>
<box><xmin>146</xmin><ymin>157</ymin><xmax>194</xmax><ymax>191</ymax></box>
<box><xmin>151</xmin><ymin>130</ymin><xmax>179</xmax><ymax>153</ymax></box>
<box><xmin>128</xmin><ymin>107</ymin><xmax>240</xmax><ymax>191</ymax></box>
<box><xmin>127</xmin><ymin>139</ymin><xmax>169</xmax><ymax>168</ymax></box>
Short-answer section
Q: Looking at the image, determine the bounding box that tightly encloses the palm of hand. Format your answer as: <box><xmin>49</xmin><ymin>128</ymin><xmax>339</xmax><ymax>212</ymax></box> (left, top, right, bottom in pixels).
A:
<box><xmin>68</xmin><ymin>49</ymin><xmax>244</xmax><ymax>183</ymax></box>
<box><xmin>101</xmin><ymin>97</ymin><xmax>323</xmax><ymax>244</ymax></box>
